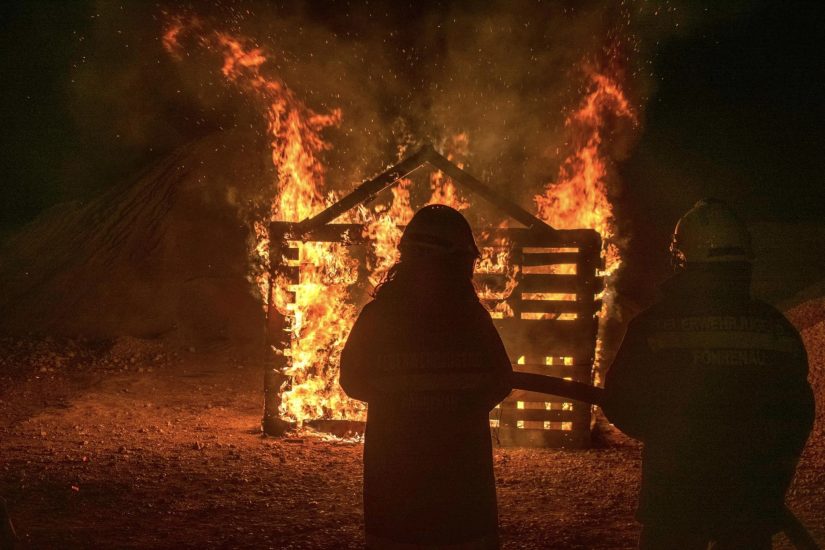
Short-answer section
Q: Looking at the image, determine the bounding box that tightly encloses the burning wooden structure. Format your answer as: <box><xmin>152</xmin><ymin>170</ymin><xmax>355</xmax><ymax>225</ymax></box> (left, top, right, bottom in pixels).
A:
<box><xmin>263</xmin><ymin>145</ymin><xmax>603</xmax><ymax>447</ymax></box>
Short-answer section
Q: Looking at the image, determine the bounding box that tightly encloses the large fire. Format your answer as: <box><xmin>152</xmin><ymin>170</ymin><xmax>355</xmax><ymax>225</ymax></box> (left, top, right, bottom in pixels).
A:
<box><xmin>163</xmin><ymin>16</ymin><xmax>635</xmax><ymax>425</ymax></box>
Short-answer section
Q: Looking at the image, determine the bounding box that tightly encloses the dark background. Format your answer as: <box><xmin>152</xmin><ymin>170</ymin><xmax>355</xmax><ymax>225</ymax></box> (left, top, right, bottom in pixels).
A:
<box><xmin>618</xmin><ymin>0</ymin><xmax>825</xmax><ymax>300</ymax></box>
<box><xmin>1</xmin><ymin>0</ymin><xmax>823</xmax><ymax>302</ymax></box>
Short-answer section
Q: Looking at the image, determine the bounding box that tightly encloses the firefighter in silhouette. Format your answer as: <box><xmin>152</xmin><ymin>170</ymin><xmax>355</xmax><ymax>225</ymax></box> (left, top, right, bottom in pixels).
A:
<box><xmin>340</xmin><ymin>204</ymin><xmax>512</xmax><ymax>549</ymax></box>
<box><xmin>603</xmin><ymin>199</ymin><xmax>814</xmax><ymax>550</ymax></box>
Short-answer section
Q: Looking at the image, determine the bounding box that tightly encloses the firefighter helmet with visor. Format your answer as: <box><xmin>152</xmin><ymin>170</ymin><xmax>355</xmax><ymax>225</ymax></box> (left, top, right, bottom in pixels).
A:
<box><xmin>670</xmin><ymin>198</ymin><xmax>753</xmax><ymax>268</ymax></box>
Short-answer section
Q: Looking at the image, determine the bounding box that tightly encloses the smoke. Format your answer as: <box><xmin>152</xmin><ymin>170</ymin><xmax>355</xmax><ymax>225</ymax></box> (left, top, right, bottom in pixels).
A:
<box><xmin>0</xmin><ymin>0</ymin><xmax>763</xmax><ymax>237</ymax></box>
<box><xmin>63</xmin><ymin>1</ymin><xmax>686</xmax><ymax>194</ymax></box>
<box><xmin>62</xmin><ymin>0</ymin><xmax>763</xmax><ymax>261</ymax></box>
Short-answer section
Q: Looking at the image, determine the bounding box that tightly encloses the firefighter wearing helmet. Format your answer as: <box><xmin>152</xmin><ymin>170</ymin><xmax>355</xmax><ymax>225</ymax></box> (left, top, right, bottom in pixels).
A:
<box><xmin>399</xmin><ymin>203</ymin><xmax>481</xmax><ymax>263</ymax></box>
<box><xmin>670</xmin><ymin>198</ymin><xmax>754</xmax><ymax>267</ymax></box>
<box><xmin>340</xmin><ymin>205</ymin><xmax>512</xmax><ymax>549</ymax></box>
<box><xmin>604</xmin><ymin>199</ymin><xmax>814</xmax><ymax>549</ymax></box>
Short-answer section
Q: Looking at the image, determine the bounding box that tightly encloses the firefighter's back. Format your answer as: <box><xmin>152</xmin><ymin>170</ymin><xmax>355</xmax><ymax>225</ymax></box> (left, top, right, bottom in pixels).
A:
<box><xmin>630</xmin><ymin>270</ymin><xmax>812</xmax><ymax>528</ymax></box>
<box><xmin>604</xmin><ymin>200</ymin><xmax>814</xmax><ymax>548</ymax></box>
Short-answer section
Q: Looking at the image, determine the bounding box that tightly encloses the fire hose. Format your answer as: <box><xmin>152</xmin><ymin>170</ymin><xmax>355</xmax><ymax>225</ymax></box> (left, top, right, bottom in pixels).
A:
<box><xmin>511</xmin><ymin>372</ymin><xmax>821</xmax><ymax>550</ymax></box>
<box><xmin>510</xmin><ymin>371</ymin><xmax>604</xmax><ymax>407</ymax></box>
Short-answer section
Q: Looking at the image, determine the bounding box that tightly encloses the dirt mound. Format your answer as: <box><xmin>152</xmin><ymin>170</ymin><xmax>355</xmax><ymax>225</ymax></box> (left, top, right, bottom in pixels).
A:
<box><xmin>0</xmin><ymin>132</ymin><xmax>269</xmax><ymax>351</ymax></box>
<box><xmin>786</xmin><ymin>295</ymin><xmax>825</xmax><ymax>440</ymax></box>
<box><xmin>800</xmin><ymin>320</ymin><xmax>825</xmax><ymax>445</ymax></box>
<box><xmin>786</xmin><ymin>297</ymin><xmax>825</xmax><ymax>331</ymax></box>
<box><xmin>749</xmin><ymin>222</ymin><xmax>825</xmax><ymax>305</ymax></box>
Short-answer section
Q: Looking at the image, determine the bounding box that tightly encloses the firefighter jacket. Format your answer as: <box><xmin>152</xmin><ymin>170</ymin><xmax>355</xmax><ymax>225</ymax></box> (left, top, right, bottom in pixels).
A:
<box><xmin>603</xmin><ymin>263</ymin><xmax>814</xmax><ymax>529</ymax></box>
<box><xmin>340</xmin><ymin>282</ymin><xmax>512</xmax><ymax>547</ymax></box>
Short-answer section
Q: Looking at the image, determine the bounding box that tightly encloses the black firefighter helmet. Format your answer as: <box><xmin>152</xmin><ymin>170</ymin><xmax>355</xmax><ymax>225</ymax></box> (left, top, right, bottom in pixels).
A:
<box><xmin>399</xmin><ymin>204</ymin><xmax>480</xmax><ymax>260</ymax></box>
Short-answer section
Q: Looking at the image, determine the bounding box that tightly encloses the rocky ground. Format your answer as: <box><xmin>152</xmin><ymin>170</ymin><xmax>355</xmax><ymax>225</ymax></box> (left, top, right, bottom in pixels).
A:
<box><xmin>0</xmin><ymin>323</ymin><xmax>823</xmax><ymax>549</ymax></box>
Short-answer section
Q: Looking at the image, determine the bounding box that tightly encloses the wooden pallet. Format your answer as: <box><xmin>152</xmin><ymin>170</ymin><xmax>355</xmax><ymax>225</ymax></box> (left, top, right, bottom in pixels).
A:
<box><xmin>263</xmin><ymin>145</ymin><xmax>602</xmax><ymax>447</ymax></box>
<box><xmin>483</xmin><ymin>228</ymin><xmax>602</xmax><ymax>448</ymax></box>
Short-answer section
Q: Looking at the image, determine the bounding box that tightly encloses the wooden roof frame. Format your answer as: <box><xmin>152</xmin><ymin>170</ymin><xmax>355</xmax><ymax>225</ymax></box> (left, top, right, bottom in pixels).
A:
<box><xmin>287</xmin><ymin>144</ymin><xmax>567</xmax><ymax>240</ymax></box>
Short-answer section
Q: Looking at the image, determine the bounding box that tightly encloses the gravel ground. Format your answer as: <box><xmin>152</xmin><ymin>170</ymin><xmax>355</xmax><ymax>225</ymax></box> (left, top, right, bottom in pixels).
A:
<box><xmin>0</xmin><ymin>318</ymin><xmax>822</xmax><ymax>549</ymax></box>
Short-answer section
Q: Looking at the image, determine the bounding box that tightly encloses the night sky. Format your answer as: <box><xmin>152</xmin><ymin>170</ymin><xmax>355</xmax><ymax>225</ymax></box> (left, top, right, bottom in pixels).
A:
<box><xmin>616</xmin><ymin>0</ymin><xmax>825</xmax><ymax>300</ymax></box>
<box><xmin>1</xmin><ymin>1</ymin><xmax>823</xmax><ymax>264</ymax></box>
<box><xmin>624</xmin><ymin>0</ymin><xmax>824</xmax><ymax>225</ymax></box>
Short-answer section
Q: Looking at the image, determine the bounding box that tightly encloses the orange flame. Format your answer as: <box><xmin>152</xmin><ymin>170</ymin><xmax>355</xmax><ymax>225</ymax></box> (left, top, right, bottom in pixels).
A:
<box><xmin>476</xmin><ymin>232</ymin><xmax>519</xmax><ymax>320</ymax></box>
<box><xmin>161</xmin><ymin>14</ymin><xmax>186</xmax><ymax>56</ymax></box>
<box><xmin>427</xmin><ymin>134</ymin><xmax>470</xmax><ymax>211</ymax></box>
<box><xmin>164</xmin><ymin>17</ymin><xmax>361</xmax><ymax>423</ymax></box>
<box><xmin>362</xmin><ymin>178</ymin><xmax>414</xmax><ymax>288</ymax></box>
<box><xmin>534</xmin><ymin>71</ymin><xmax>636</xmax><ymax>276</ymax></box>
